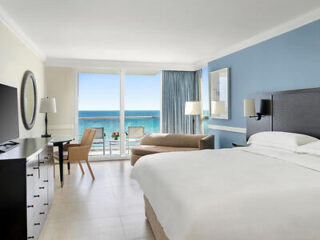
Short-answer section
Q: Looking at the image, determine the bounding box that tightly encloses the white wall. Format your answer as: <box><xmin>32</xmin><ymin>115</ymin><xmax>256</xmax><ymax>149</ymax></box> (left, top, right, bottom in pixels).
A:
<box><xmin>45</xmin><ymin>67</ymin><xmax>77</xmax><ymax>137</ymax></box>
<box><xmin>0</xmin><ymin>20</ymin><xmax>45</xmax><ymax>138</ymax></box>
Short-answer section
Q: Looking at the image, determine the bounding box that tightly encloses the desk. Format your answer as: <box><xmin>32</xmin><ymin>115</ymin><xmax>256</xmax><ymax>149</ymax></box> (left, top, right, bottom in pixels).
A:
<box><xmin>51</xmin><ymin>136</ymin><xmax>74</xmax><ymax>187</ymax></box>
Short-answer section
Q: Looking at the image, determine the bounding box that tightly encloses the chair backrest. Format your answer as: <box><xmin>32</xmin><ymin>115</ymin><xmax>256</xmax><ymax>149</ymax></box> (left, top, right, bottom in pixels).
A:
<box><xmin>86</xmin><ymin>129</ymin><xmax>97</xmax><ymax>148</ymax></box>
<box><xmin>80</xmin><ymin>128</ymin><xmax>91</xmax><ymax>146</ymax></box>
<box><xmin>128</xmin><ymin>126</ymin><xmax>145</xmax><ymax>138</ymax></box>
<box><xmin>93</xmin><ymin>127</ymin><xmax>105</xmax><ymax>139</ymax></box>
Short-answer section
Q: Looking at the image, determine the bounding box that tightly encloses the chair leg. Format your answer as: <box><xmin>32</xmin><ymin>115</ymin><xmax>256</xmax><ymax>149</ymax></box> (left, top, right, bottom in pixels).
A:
<box><xmin>86</xmin><ymin>160</ymin><xmax>95</xmax><ymax>180</ymax></box>
<box><xmin>68</xmin><ymin>162</ymin><xmax>71</xmax><ymax>175</ymax></box>
<box><xmin>78</xmin><ymin>161</ymin><xmax>85</xmax><ymax>175</ymax></box>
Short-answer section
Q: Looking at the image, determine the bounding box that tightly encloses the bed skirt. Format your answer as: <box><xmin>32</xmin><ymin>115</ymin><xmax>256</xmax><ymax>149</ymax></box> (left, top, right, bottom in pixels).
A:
<box><xmin>144</xmin><ymin>195</ymin><xmax>169</xmax><ymax>240</ymax></box>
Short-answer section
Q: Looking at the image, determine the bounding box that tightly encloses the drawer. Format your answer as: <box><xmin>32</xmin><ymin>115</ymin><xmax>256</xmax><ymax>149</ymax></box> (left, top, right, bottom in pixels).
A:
<box><xmin>32</xmin><ymin>219</ymin><xmax>42</xmax><ymax>240</ymax></box>
<box><xmin>29</xmin><ymin>202</ymin><xmax>46</xmax><ymax>240</ymax></box>
<box><xmin>27</xmin><ymin>204</ymin><xmax>35</xmax><ymax>230</ymax></box>
<box><xmin>27</xmin><ymin>173</ymin><xmax>36</xmax><ymax>204</ymax></box>
<box><xmin>27</xmin><ymin>205</ymin><xmax>42</xmax><ymax>239</ymax></box>
<box><xmin>27</xmin><ymin>222</ymin><xmax>35</xmax><ymax>240</ymax></box>
<box><xmin>39</xmin><ymin>161</ymin><xmax>48</xmax><ymax>182</ymax></box>
<box><xmin>38</xmin><ymin>185</ymin><xmax>48</xmax><ymax>211</ymax></box>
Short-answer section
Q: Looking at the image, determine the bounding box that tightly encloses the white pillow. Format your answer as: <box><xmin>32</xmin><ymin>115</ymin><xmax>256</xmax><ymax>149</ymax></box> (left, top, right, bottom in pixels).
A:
<box><xmin>297</xmin><ymin>140</ymin><xmax>320</xmax><ymax>156</ymax></box>
<box><xmin>248</xmin><ymin>131</ymin><xmax>318</xmax><ymax>151</ymax></box>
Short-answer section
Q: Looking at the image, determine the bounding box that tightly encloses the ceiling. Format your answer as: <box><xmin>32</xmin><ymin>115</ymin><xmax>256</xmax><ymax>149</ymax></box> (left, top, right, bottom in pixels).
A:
<box><xmin>0</xmin><ymin>0</ymin><xmax>320</xmax><ymax>67</ymax></box>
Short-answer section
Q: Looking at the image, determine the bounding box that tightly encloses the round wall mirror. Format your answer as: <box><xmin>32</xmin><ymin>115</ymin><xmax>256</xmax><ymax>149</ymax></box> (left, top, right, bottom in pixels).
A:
<box><xmin>21</xmin><ymin>70</ymin><xmax>37</xmax><ymax>130</ymax></box>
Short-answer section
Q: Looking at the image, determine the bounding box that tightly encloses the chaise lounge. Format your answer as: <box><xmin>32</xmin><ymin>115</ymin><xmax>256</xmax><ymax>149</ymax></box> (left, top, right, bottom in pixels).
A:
<box><xmin>130</xmin><ymin>133</ymin><xmax>215</xmax><ymax>165</ymax></box>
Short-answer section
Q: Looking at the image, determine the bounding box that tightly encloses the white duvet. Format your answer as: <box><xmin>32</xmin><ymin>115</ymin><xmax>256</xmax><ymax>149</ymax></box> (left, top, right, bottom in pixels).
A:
<box><xmin>131</xmin><ymin>146</ymin><xmax>320</xmax><ymax>240</ymax></box>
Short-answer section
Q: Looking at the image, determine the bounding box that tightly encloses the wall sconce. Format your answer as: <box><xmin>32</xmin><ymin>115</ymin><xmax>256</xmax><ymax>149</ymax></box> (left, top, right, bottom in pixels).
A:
<box><xmin>244</xmin><ymin>99</ymin><xmax>270</xmax><ymax>120</ymax></box>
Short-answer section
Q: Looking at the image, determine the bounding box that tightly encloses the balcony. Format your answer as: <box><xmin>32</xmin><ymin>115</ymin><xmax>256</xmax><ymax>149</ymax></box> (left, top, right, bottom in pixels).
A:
<box><xmin>78</xmin><ymin>114</ymin><xmax>160</xmax><ymax>157</ymax></box>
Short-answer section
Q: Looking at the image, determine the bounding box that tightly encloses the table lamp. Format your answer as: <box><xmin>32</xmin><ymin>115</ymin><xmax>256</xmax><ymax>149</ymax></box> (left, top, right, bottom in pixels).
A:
<box><xmin>40</xmin><ymin>97</ymin><xmax>56</xmax><ymax>138</ymax></box>
<box><xmin>185</xmin><ymin>101</ymin><xmax>202</xmax><ymax>133</ymax></box>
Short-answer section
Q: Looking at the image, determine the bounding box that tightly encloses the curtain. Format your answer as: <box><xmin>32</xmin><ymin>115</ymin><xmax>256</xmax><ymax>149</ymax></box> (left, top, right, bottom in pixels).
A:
<box><xmin>162</xmin><ymin>69</ymin><xmax>202</xmax><ymax>134</ymax></box>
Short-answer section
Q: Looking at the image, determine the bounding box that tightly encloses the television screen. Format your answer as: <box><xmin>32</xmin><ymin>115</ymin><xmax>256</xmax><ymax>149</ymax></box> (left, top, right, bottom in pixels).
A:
<box><xmin>0</xmin><ymin>83</ymin><xmax>19</xmax><ymax>144</ymax></box>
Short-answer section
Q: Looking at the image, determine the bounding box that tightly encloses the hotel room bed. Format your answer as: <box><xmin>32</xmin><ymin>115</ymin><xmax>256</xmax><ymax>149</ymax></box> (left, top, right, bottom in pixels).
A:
<box><xmin>132</xmin><ymin>146</ymin><xmax>320</xmax><ymax>240</ymax></box>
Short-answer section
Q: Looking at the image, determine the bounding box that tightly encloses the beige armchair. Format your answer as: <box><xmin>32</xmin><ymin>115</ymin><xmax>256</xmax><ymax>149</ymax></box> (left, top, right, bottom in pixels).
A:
<box><xmin>54</xmin><ymin>128</ymin><xmax>96</xmax><ymax>180</ymax></box>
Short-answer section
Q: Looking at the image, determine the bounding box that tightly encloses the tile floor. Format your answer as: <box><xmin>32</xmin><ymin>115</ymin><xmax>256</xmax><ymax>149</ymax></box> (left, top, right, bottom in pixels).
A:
<box><xmin>39</xmin><ymin>160</ymin><xmax>154</xmax><ymax>240</ymax></box>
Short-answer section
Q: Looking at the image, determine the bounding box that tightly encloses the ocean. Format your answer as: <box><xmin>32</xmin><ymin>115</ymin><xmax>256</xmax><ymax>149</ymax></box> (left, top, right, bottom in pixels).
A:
<box><xmin>78</xmin><ymin>110</ymin><xmax>160</xmax><ymax>141</ymax></box>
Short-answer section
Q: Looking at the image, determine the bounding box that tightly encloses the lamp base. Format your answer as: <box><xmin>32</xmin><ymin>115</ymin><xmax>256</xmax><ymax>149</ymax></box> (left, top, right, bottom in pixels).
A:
<box><xmin>41</xmin><ymin>134</ymin><xmax>51</xmax><ymax>138</ymax></box>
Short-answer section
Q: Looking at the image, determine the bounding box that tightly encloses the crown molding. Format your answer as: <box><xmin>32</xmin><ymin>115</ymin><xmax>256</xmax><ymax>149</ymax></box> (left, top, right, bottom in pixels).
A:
<box><xmin>45</xmin><ymin>57</ymin><xmax>199</xmax><ymax>71</ymax></box>
<box><xmin>1</xmin><ymin>3</ymin><xmax>318</xmax><ymax>70</ymax></box>
<box><xmin>194</xmin><ymin>7</ymin><xmax>320</xmax><ymax>67</ymax></box>
<box><xmin>0</xmin><ymin>5</ymin><xmax>46</xmax><ymax>60</ymax></box>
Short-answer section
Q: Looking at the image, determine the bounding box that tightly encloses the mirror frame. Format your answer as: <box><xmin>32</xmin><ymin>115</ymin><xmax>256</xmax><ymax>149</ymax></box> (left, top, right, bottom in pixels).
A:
<box><xmin>209</xmin><ymin>67</ymin><xmax>230</xmax><ymax>119</ymax></box>
<box><xmin>21</xmin><ymin>70</ymin><xmax>37</xmax><ymax>130</ymax></box>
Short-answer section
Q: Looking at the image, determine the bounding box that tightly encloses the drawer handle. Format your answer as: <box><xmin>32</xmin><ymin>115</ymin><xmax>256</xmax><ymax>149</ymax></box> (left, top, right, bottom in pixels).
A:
<box><xmin>28</xmin><ymin>236</ymin><xmax>35</xmax><ymax>239</ymax></box>
<box><xmin>33</xmin><ymin>166</ymin><xmax>39</xmax><ymax>169</ymax></box>
<box><xmin>39</xmin><ymin>212</ymin><xmax>45</xmax><ymax>215</ymax></box>
<box><xmin>33</xmin><ymin>195</ymin><xmax>40</xmax><ymax>198</ymax></box>
<box><xmin>40</xmin><ymin>161</ymin><xmax>45</xmax><ymax>164</ymax></box>
<box><xmin>39</xmin><ymin>186</ymin><xmax>45</xmax><ymax>189</ymax></box>
<box><xmin>43</xmin><ymin>180</ymin><xmax>49</xmax><ymax>182</ymax></box>
<box><xmin>27</xmin><ymin>205</ymin><xmax>34</xmax><ymax>208</ymax></box>
<box><xmin>34</xmin><ymin>223</ymin><xmax>40</xmax><ymax>226</ymax></box>
<box><xmin>44</xmin><ymin>203</ymin><xmax>49</xmax><ymax>206</ymax></box>
<box><xmin>44</xmin><ymin>156</ymin><xmax>49</xmax><ymax>159</ymax></box>
<box><xmin>27</xmin><ymin>174</ymin><xmax>33</xmax><ymax>177</ymax></box>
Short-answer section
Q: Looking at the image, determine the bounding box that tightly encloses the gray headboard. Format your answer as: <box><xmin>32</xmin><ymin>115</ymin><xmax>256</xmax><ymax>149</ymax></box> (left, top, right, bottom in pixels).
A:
<box><xmin>247</xmin><ymin>88</ymin><xmax>320</xmax><ymax>139</ymax></box>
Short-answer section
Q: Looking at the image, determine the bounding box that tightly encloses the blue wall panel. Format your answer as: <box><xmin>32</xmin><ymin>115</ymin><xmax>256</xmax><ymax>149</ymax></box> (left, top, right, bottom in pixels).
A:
<box><xmin>208</xmin><ymin>19</ymin><xmax>320</xmax><ymax>148</ymax></box>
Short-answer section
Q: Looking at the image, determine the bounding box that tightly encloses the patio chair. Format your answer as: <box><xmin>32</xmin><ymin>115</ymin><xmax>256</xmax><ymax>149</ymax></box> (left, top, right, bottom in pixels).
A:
<box><xmin>127</xmin><ymin>126</ymin><xmax>145</xmax><ymax>154</ymax></box>
<box><xmin>92</xmin><ymin>127</ymin><xmax>106</xmax><ymax>155</ymax></box>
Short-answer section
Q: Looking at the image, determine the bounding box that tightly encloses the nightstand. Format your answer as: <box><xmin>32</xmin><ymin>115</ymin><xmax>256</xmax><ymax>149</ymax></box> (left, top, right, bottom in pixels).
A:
<box><xmin>232</xmin><ymin>142</ymin><xmax>250</xmax><ymax>147</ymax></box>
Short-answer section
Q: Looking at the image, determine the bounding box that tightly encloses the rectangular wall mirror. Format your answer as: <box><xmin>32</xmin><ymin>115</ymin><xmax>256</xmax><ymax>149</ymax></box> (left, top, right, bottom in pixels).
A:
<box><xmin>209</xmin><ymin>67</ymin><xmax>230</xmax><ymax>119</ymax></box>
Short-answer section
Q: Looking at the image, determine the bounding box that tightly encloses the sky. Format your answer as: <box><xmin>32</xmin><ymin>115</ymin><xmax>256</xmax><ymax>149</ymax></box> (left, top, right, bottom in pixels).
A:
<box><xmin>78</xmin><ymin>72</ymin><xmax>161</xmax><ymax>110</ymax></box>
<box><xmin>78</xmin><ymin>67</ymin><xmax>208</xmax><ymax>111</ymax></box>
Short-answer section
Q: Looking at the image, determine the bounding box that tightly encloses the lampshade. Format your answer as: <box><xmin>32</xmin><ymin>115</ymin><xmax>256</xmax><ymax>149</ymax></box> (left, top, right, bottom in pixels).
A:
<box><xmin>185</xmin><ymin>101</ymin><xmax>202</xmax><ymax>115</ymax></box>
<box><xmin>244</xmin><ymin>99</ymin><xmax>255</xmax><ymax>117</ymax></box>
<box><xmin>211</xmin><ymin>101</ymin><xmax>226</xmax><ymax>115</ymax></box>
<box><xmin>40</xmin><ymin>97</ymin><xmax>56</xmax><ymax>113</ymax></box>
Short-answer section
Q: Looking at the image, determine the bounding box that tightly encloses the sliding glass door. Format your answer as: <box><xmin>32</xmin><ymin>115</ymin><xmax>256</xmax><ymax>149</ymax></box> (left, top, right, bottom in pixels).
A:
<box><xmin>124</xmin><ymin>72</ymin><xmax>161</xmax><ymax>153</ymax></box>
<box><xmin>78</xmin><ymin>72</ymin><xmax>121</xmax><ymax>156</ymax></box>
<box><xmin>78</xmin><ymin>71</ymin><xmax>161</xmax><ymax>157</ymax></box>
<box><xmin>201</xmin><ymin>67</ymin><xmax>209</xmax><ymax>134</ymax></box>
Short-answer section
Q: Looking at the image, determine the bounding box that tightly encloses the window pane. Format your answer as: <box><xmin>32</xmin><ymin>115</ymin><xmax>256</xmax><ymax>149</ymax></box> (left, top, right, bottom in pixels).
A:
<box><xmin>202</xmin><ymin>67</ymin><xmax>209</xmax><ymax>134</ymax></box>
<box><xmin>78</xmin><ymin>73</ymin><xmax>120</xmax><ymax>155</ymax></box>
<box><xmin>125</xmin><ymin>73</ymin><xmax>161</xmax><ymax>147</ymax></box>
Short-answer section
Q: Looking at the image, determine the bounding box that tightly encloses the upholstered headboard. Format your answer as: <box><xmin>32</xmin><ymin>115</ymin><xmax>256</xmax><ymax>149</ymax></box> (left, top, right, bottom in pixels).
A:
<box><xmin>247</xmin><ymin>88</ymin><xmax>320</xmax><ymax>140</ymax></box>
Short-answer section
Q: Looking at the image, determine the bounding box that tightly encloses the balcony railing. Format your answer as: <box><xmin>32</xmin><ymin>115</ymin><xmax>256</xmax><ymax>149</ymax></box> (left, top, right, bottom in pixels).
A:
<box><xmin>78</xmin><ymin>115</ymin><xmax>160</xmax><ymax>142</ymax></box>
<box><xmin>79</xmin><ymin>115</ymin><xmax>160</xmax><ymax>155</ymax></box>
<box><xmin>79</xmin><ymin>116</ymin><xmax>160</xmax><ymax>120</ymax></box>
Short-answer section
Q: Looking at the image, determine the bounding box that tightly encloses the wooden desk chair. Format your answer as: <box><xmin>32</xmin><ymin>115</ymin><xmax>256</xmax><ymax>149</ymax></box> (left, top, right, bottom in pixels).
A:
<box><xmin>53</xmin><ymin>128</ymin><xmax>96</xmax><ymax>180</ymax></box>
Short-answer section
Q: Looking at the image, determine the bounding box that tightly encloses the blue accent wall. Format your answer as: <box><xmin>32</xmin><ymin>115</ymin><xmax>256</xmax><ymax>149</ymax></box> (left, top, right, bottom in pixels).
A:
<box><xmin>208</xmin><ymin>19</ymin><xmax>320</xmax><ymax>148</ymax></box>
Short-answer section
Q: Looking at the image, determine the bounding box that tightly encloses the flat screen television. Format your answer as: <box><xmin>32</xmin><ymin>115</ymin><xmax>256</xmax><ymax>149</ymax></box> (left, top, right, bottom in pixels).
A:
<box><xmin>0</xmin><ymin>83</ymin><xmax>19</xmax><ymax>145</ymax></box>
